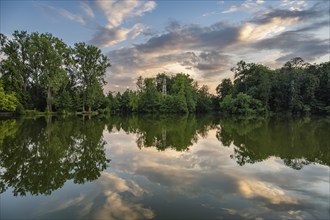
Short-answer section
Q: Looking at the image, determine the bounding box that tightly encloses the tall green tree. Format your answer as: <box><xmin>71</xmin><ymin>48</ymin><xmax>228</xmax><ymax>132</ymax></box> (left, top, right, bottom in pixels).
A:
<box><xmin>73</xmin><ymin>42</ymin><xmax>110</xmax><ymax>112</ymax></box>
<box><xmin>0</xmin><ymin>31</ymin><xmax>31</xmax><ymax>107</ymax></box>
<box><xmin>138</xmin><ymin>78</ymin><xmax>161</xmax><ymax>112</ymax></box>
<box><xmin>35</xmin><ymin>33</ymin><xmax>69</xmax><ymax>112</ymax></box>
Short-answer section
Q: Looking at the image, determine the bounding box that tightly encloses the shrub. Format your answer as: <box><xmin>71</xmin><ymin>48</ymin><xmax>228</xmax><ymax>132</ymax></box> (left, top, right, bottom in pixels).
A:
<box><xmin>220</xmin><ymin>93</ymin><xmax>265</xmax><ymax>115</ymax></box>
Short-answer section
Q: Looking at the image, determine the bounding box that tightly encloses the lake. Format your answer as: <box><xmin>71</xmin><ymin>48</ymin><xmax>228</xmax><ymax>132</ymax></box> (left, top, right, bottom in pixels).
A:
<box><xmin>0</xmin><ymin>115</ymin><xmax>329</xmax><ymax>219</ymax></box>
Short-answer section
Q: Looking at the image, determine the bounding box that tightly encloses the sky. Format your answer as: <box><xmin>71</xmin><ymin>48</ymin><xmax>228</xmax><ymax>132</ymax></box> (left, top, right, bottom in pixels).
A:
<box><xmin>1</xmin><ymin>0</ymin><xmax>329</xmax><ymax>93</ymax></box>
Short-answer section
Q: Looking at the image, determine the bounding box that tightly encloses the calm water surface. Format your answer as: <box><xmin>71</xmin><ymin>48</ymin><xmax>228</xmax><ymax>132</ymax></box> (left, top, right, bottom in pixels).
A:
<box><xmin>0</xmin><ymin>115</ymin><xmax>329</xmax><ymax>219</ymax></box>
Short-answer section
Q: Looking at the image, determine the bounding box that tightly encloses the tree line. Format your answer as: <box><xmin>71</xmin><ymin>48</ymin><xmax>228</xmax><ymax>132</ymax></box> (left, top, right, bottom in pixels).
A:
<box><xmin>217</xmin><ymin>58</ymin><xmax>330</xmax><ymax>115</ymax></box>
<box><xmin>0</xmin><ymin>31</ymin><xmax>329</xmax><ymax>115</ymax></box>
<box><xmin>0</xmin><ymin>31</ymin><xmax>110</xmax><ymax>113</ymax></box>
<box><xmin>105</xmin><ymin>57</ymin><xmax>329</xmax><ymax>115</ymax></box>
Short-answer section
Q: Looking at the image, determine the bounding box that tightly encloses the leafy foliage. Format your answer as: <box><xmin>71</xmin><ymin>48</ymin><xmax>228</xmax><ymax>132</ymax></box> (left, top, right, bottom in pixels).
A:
<box><xmin>0</xmin><ymin>31</ymin><xmax>110</xmax><ymax>113</ymax></box>
<box><xmin>219</xmin><ymin>58</ymin><xmax>330</xmax><ymax>115</ymax></box>
<box><xmin>0</xmin><ymin>117</ymin><xmax>109</xmax><ymax>196</ymax></box>
<box><xmin>0</xmin><ymin>81</ymin><xmax>18</xmax><ymax>112</ymax></box>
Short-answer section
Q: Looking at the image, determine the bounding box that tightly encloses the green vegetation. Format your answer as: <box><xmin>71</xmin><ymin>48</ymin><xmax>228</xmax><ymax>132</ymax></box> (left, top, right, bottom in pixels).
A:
<box><xmin>106</xmin><ymin>114</ymin><xmax>215</xmax><ymax>151</ymax></box>
<box><xmin>216</xmin><ymin>116</ymin><xmax>330</xmax><ymax>169</ymax></box>
<box><xmin>0</xmin><ymin>115</ymin><xmax>328</xmax><ymax>196</ymax></box>
<box><xmin>1</xmin><ymin>31</ymin><xmax>329</xmax><ymax>115</ymax></box>
<box><xmin>0</xmin><ymin>31</ymin><xmax>110</xmax><ymax>114</ymax></box>
<box><xmin>0</xmin><ymin>117</ymin><xmax>109</xmax><ymax>196</ymax></box>
<box><xmin>218</xmin><ymin>58</ymin><xmax>330</xmax><ymax>115</ymax></box>
<box><xmin>0</xmin><ymin>80</ymin><xmax>18</xmax><ymax>111</ymax></box>
<box><xmin>107</xmin><ymin>73</ymin><xmax>214</xmax><ymax>114</ymax></box>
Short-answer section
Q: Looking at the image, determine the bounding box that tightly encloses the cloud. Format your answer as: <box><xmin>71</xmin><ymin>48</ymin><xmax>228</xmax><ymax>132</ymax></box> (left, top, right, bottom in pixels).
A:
<box><xmin>293</xmin><ymin>20</ymin><xmax>329</xmax><ymax>33</ymax></box>
<box><xmin>256</xmin><ymin>0</ymin><xmax>265</xmax><ymax>4</ymax></box>
<box><xmin>95</xmin><ymin>0</ymin><xmax>152</xmax><ymax>29</ymax></box>
<box><xmin>96</xmin><ymin>191</ymin><xmax>154</xmax><ymax>220</ymax></box>
<box><xmin>39</xmin><ymin>2</ymin><xmax>101</xmax><ymax>30</ymax></box>
<box><xmin>80</xmin><ymin>1</ymin><xmax>94</xmax><ymax>18</ymax></box>
<box><xmin>239</xmin><ymin>17</ymin><xmax>299</xmax><ymax>42</ymax></box>
<box><xmin>91</xmin><ymin>23</ymin><xmax>145</xmax><ymax>47</ymax></box>
<box><xmin>192</xmin><ymin>51</ymin><xmax>233</xmax><ymax>78</ymax></box>
<box><xmin>238</xmin><ymin>179</ymin><xmax>298</xmax><ymax>204</ymax></box>
<box><xmin>102</xmin><ymin>129</ymin><xmax>329</xmax><ymax>219</ymax></box>
<box><xmin>104</xmin><ymin>1</ymin><xmax>329</xmax><ymax>93</ymax></box>
<box><xmin>222</xmin><ymin>5</ymin><xmax>239</xmax><ymax>14</ymax></box>
<box><xmin>136</xmin><ymin>22</ymin><xmax>239</xmax><ymax>53</ymax></box>
<box><xmin>235</xmin><ymin>1</ymin><xmax>329</xmax><ymax>63</ymax></box>
<box><xmin>251</xmin><ymin>3</ymin><xmax>326</xmax><ymax>25</ymax></box>
<box><xmin>222</xmin><ymin>0</ymin><xmax>265</xmax><ymax>14</ymax></box>
<box><xmin>44</xmin><ymin>5</ymin><xmax>86</xmax><ymax>25</ymax></box>
<box><xmin>280</xmin><ymin>0</ymin><xmax>308</xmax><ymax>11</ymax></box>
<box><xmin>102</xmin><ymin>21</ymin><xmax>241</xmax><ymax>92</ymax></box>
<box><xmin>91</xmin><ymin>0</ymin><xmax>156</xmax><ymax>47</ymax></box>
<box><xmin>253</xmin><ymin>31</ymin><xmax>329</xmax><ymax>63</ymax></box>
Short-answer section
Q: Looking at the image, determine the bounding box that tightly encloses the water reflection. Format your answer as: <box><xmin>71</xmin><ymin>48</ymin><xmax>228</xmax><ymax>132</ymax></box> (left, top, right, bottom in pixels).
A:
<box><xmin>0</xmin><ymin>117</ymin><xmax>110</xmax><ymax>196</ymax></box>
<box><xmin>106</xmin><ymin>114</ymin><xmax>216</xmax><ymax>151</ymax></box>
<box><xmin>105</xmin><ymin>115</ymin><xmax>329</xmax><ymax>169</ymax></box>
<box><xmin>103</xmin><ymin>115</ymin><xmax>329</xmax><ymax>219</ymax></box>
<box><xmin>216</xmin><ymin>116</ymin><xmax>330</xmax><ymax>169</ymax></box>
<box><xmin>0</xmin><ymin>115</ymin><xmax>329</xmax><ymax>219</ymax></box>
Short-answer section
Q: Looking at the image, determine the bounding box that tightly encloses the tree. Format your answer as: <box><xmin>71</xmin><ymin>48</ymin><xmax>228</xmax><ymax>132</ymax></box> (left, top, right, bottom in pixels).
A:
<box><xmin>0</xmin><ymin>31</ymin><xmax>31</xmax><ymax>108</ymax></box>
<box><xmin>36</xmin><ymin>33</ymin><xmax>69</xmax><ymax>112</ymax></box>
<box><xmin>136</xmin><ymin>76</ymin><xmax>144</xmax><ymax>93</ymax></box>
<box><xmin>231</xmin><ymin>60</ymin><xmax>251</xmax><ymax>93</ymax></box>
<box><xmin>0</xmin><ymin>80</ymin><xmax>18</xmax><ymax>112</ymax></box>
<box><xmin>216</xmin><ymin>79</ymin><xmax>233</xmax><ymax>100</ymax></box>
<box><xmin>73</xmin><ymin>42</ymin><xmax>110</xmax><ymax>112</ymax></box>
<box><xmin>171</xmin><ymin>73</ymin><xmax>197</xmax><ymax>112</ymax></box>
<box><xmin>196</xmin><ymin>85</ymin><xmax>213</xmax><ymax>112</ymax></box>
<box><xmin>220</xmin><ymin>93</ymin><xmax>264</xmax><ymax>115</ymax></box>
<box><xmin>138</xmin><ymin>78</ymin><xmax>161</xmax><ymax>112</ymax></box>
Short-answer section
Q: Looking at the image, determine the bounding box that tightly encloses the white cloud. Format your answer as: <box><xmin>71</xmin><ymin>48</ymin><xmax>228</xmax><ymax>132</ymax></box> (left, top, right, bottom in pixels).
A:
<box><xmin>95</xmin><ymin>0</ymin><xmax>156</xmax><ymax>29</ymax></box>
<box><xmin>222</xmin><ymin>0</ymin><xmax>265</xmax><ymax>14</ymax></box>
<box><xmin>239</xmin><ymin>17</ymin><xmax>300</xmax><ymax>42</ymax></box>
<box><xmin>222</xmin><ymin>5</ymin><xmax>239</xmax><ymax>14</ymax></box>
<box><xmin>238</xmin><ymin>179</ymin><xmax>298</xmax><ymax>204</ymax></box>
<box><xmin>91</xmin><ymin>0</ymin><xmax>156</xmax><ymax>47</ymax></box>
<box><xmin>281</xmin><ymin>0</ymin><xmax>307</xmax><ymax>11</ymax></box>
<box><xmin>46</xmin><ymin>5</ymin><xmax>86</xmax><ymax>25</ymax></box>
<box><xmin>80</xmin><ymin>1</ymin><xmax>94</xmax><ymax>18</ymax></box>
<box><xmin>96</xmin><ymin>172</ymin><xmax>155</xmax><ymax>219</ymax></box>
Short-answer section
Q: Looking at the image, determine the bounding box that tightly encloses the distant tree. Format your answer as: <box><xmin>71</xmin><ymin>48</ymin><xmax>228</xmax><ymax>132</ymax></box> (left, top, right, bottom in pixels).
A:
<box><xmin>220</xmin><ymin>93</ymin><xmax>264</xmax><ymax>115</ymax></box>
<box><xmin>136</xmin><ymin>76</ymin><xmax>144</xmax><ymax>93</ymax></box>
<box><xmin>216</xmin><ymin>78</ymin><xmax>233</xmax><ymax>100</ymax></box>
<box><xmin>138</xmin><ymin>78</ymin><xmax>161</xmax><ymax>112</ymax></box>
<box><xmin>196</xmin><ymin>85</ymin><xmax>213</xmax><ymax>112</ymax></box>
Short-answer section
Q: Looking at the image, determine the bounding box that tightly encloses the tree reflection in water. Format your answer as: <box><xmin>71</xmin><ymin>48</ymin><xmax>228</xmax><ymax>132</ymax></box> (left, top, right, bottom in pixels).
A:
<box><xmin>0</xmin><ymin>117</ymin><xmax>110</xmax><ymax>196</ymax></box>
<box><xmin>0</xmin><ymin>115</ymin><xmax>328</xmax><ymax>196</ymax></box>
<box><xmin>106</xmin><ymin>114</ymin><xmax>217</xmax><ymax>151</ymax></box>
<box><xmin>216</xmin><ymin>116</ymin><xmax>330</xmax><ymax>169</ymax></box>
<box><xmin>106</xmin><ymin>114</ymin><xmax>329</xmax><ymax>169</ymax></box>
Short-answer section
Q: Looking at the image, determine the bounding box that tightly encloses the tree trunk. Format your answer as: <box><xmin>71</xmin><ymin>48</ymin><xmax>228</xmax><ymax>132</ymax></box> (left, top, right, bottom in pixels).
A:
<box><xmin>47</xmin><ymin>85</ymin><xmax>52</xmax><ymax>112</ymax></box>
<box><xmin>83</xmin><ymin>102</ymin><xmax>85</xmax><ymax>112</ymax></box>
<box><xmin>88</xmin><ymin>105</ymin><xmax>91</xmax><ymax>113</ymax></box>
